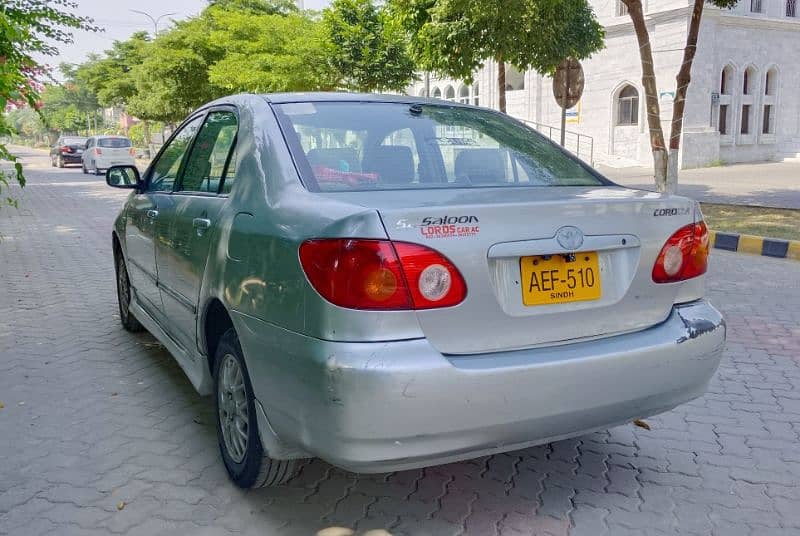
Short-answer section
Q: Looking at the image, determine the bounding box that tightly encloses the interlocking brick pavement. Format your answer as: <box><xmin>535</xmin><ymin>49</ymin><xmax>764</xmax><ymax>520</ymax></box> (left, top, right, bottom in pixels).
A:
<box><xmin>1</xmin><ymin>148</ymin><xmax>799</xmax><ymax>535</ymax></box>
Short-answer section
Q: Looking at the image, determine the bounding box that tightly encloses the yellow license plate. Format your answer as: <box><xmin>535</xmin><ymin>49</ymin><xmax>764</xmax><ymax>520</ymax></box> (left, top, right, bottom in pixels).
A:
<box><xmin>520</xmin><ymin>252</ymin><xmax>601</xmax><ymax>306</ymax></box>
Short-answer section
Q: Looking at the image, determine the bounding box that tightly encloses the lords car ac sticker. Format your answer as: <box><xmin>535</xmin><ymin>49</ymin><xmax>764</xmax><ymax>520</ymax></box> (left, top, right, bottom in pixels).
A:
<box><xmin>419</xmin><ymin>215</ymin><xmax>480</xmax><ymax>239</ymax></box>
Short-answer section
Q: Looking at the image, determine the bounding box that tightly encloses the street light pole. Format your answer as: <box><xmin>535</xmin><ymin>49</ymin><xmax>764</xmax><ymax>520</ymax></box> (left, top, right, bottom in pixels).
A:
<box><xmin>129</xmin><ymin>10</ymin><xmax>177</xmax><ymax>37</ymax></box>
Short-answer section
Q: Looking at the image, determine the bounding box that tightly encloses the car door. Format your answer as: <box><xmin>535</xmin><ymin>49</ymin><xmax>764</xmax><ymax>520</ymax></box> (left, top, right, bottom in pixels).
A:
<box><xmin>154</xmin><ymin>108</ymin><xmax>239</xmax><ymax>349</ymax></box>
<box><xmin>125</xmin><ymin>115</ymin><xmax>205</xmax><ymax>319</ymax></box>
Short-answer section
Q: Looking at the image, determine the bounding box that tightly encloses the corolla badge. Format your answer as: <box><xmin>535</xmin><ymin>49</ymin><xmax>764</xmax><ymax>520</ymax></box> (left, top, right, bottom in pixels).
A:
<box><xmin>555</xmin><ymin>226</ymin><xmax>584</xmax><ymax>251</ymax></box>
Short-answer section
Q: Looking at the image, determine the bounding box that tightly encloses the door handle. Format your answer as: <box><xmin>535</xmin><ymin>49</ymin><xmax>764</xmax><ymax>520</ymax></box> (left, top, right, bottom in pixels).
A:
<box><xmin>146</xmin><ymin>209</ymin><xmax>158</xmax><ymax>219</ymax></box>
<box><xmin>193</xmin><ymin>218</ymin><xmax>211</xmax><ymax>229</ymax></box>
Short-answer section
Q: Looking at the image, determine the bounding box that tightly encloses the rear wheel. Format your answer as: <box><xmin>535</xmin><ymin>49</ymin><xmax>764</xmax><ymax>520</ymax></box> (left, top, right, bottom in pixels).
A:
<box><xmin>82</xmin><ymin>162</ymin><xmax>88</xmax><ymax>174</ymax></box>
<box><xmin>214</xmin><ymin>329</ymin><xmax>298</xmax><ymax>488</ymax></box>
<box><xmin>114</xmin><ymin>251</ymin><xmax>144</xmax><ymax>333</ymax></box>
<box><xmin>57</xmin><ymin>156</ymin><xmax>64</xmax><ymax>168</ymax></box>
<box><xmin>94</xmin><ymin>165</ymin><xmax>102</xmax><ymax>176</ymax></box>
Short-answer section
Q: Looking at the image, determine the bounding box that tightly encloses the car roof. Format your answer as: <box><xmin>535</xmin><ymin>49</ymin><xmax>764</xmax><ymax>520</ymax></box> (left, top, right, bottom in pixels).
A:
<box><xmin>93</xmin><ymin>135</ymin><xmax>130</xmax><ymax>139</ymax></box>
<box><xmin>262</xmin><ymin>91</ymin><xmax>473</xmax><ymax>107</ymax></box>
<box><xmin>204</xmin><ymin>92</ymin><xmax>476</xmax><ymax>110</ymax></box>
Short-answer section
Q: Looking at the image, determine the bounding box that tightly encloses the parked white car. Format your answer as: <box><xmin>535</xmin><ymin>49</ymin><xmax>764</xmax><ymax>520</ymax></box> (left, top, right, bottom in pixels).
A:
<box><xmin>82</xmin><ymin>135</ymin><xmax>136</xmax><ymax>175</ymax></box>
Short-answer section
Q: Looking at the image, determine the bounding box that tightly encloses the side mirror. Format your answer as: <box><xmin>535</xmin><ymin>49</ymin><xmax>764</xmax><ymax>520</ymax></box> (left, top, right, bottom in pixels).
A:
<box><xmin>106</xmin><ymin>165</ymin><xmax>142</xmax><ymax>189</ymax></box>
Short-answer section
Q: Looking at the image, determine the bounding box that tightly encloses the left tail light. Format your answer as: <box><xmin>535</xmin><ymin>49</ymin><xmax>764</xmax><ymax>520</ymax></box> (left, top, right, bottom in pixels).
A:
<box><xmin>94</xmin><ymin>148</ymin><xmax>103</xmax><ymax>155</ymax></box>
<box><xmin>60</xmin><ymin>145</ymin><xmax>71</xmax><ymax>153</ymax></box>
<box><xmin>652</xmin><ymin>221</ymin><xmax>709</xmax><ymax>283</ymax></box>
<box><xmin>129</xmin><ymin>147</ymin><xmax>136</xmax><ymax>156</ymax></box>
<box><xmin>298</xmin><ymin>239</ymin><xmax>467</xmax><ymax>310</ymax></box>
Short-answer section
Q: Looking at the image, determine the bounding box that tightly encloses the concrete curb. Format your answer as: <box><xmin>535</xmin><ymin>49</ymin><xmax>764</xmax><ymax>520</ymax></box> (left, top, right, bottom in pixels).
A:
<box><xmin>709</xmin><ymin>230</ymin><xmax>800</xmax><ymax>261</ymax></box>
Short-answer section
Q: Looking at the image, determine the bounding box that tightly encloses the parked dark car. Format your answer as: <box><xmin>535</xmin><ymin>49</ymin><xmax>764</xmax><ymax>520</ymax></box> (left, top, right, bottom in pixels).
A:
<box><xmin>50</xmin><ymin>136</ymin><xmax>88</xmax><ymax>168</ymax></box>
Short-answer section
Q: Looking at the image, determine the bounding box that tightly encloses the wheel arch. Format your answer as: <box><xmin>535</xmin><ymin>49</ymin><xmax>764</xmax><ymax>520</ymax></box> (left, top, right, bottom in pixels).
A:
<box><xmin>201</xmin><ymin>297</ymin><xmax>234</xmax><ymax>377</ymax></box>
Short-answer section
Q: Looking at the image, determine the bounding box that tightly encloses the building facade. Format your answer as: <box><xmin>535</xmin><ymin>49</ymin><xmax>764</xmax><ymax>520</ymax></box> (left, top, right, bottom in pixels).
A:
<box><xmin>407</xmin><ymin>0</ymin><xmax>800</xmax><ymax>168</ymax></box>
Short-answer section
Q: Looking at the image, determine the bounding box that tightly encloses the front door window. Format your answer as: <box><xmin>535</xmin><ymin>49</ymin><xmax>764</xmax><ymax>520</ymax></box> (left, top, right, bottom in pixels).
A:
<box><xmin>148</xmin><ymin>116</ymin><xmax>204</xmax><ymax>193</ymax></box>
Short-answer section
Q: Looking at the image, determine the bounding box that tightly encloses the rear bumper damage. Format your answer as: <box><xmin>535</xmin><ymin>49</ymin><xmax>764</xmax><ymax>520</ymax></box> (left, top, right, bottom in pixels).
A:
<box><xmin>236</xmin><ymin>300</ymin><xmax>725</xmax><ymax>473</ymax></box>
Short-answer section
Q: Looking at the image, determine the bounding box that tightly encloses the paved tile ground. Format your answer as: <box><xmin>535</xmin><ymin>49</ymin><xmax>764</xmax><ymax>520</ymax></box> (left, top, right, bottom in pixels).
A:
<box><xmin>597</xmin><ymin>160</ymin><xmax>800</xmax><ymax>209</ymax></box>
<box><xmin>1</xmin><ymin>147</ymin><xmax>799</xmax><ymax>536</ymax></box>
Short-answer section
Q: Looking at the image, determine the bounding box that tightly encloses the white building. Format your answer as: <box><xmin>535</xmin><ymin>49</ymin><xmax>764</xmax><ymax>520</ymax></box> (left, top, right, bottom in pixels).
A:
<box><xmin>408</xmin><ymin>0</ymin><xmax>800</xmax><ymax>168</ymax></box>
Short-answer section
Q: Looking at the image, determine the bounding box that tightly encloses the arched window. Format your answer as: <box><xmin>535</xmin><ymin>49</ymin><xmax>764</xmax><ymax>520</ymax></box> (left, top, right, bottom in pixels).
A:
<box><xmin>765</xmin><ymin>68</ymin><xmax>777</xmax><ymax>96</ymax></box>
<box><xmin>418</xmin><ymin>88</ymin><xmax>426</xmax><ymax>97</ymax></box>
<box><xmin>743</xmin><ymin>66</ymin><xmax>756</xmax><ymax>95</ymax></box>
<box><xmin>720</xmin><ymin>65</ymin><xmax>733</xmax><ymax>95</ymax></box>
<box><xmin>433</xmin><ymin>87</ymin><xmax>441</xmax><ymax>98</ymax></box>
<box><xmin>458</xmin><ymin>85</ymin><xmax>470</xmax><ymax>104</ymax></box>
<box><xmin>616</xmin><ymin>85</ymin><xmax>639</xmax><ymax>126</ymax></box>
<box><xmin>444</xmin><ymin>85</ymin><xmax>455</xmax><ymax>101</ymax></box>
<box><xmin>473</xmin><ymin>83</ymin><xmax>480</xmax><ymax>106</ymax></box>
<box><xmin>788</xmin><ymin>0</ymin><xmax>797</xmax><ymax>16</ymax></box>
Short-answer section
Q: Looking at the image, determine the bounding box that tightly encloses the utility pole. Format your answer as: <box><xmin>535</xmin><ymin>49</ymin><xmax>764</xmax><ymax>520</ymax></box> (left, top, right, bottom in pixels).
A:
<box><xmin>130</xmin><ymin>10</ymin><xmax>177</xmax><ymax>37</ymax></box>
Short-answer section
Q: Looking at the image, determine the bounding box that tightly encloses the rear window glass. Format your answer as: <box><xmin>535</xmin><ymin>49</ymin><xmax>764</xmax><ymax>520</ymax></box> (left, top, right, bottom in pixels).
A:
<box><xmin>62</xmin><ymin>137</ymin><xmax>87</xmax><ymax>146</ymax></box>
<box><xmin>274</xmin><ymin>102</ymin><xmax>604</xmax><ymax>192</ymax></box>
<box><xmin>98</xmin><ymin>137</ymin><xmax>132</xmax><ymax>148</ymax></box>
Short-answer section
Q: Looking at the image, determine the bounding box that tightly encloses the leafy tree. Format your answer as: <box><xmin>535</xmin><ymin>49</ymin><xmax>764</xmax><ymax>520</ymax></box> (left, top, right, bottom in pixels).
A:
<box><xmin>39</xmin><ymin>64</ymin><xmax>101</xmax><ymax>134</ymax></box>
<box><xmin>321</xmin><ymin>0</ymin><xmax>415</xmax><ymax>92</ymax></box>
<box><xmin>390</xmin><ymin>0</ymin><xmax>604</xmax><ymax>113</ymax></box>
<box><xmin>77</xmin><ymin>32</ymin><xmax>150</xmax><ymax>109</ymax></box>
<box><xmin>6</xmin><ymin>107</ymin><xmax>45</xmax><ymax>142</ymax></box>
<box><xmin>0</xmin><ymin>0</ymin><xmax>98</xmax><ymax>208</ymax></box>
<box><xmin>207</xmin><ymin>8</ymin><xmax>338</xmax><ymax>93</ymax></box>
<box><xmin>622</xmin><ymin>0</ymin><xmax>736</xmax><ymax>192</ymax></box>
<box><xmin>207</xmin><ymin>0</ymin><xmax>299</xmax><ymax>15</ymax></box>
<box><xmin>126</xmin><ymin>15</ymin><xmax>224</xmax><ymax>123</ymax></box>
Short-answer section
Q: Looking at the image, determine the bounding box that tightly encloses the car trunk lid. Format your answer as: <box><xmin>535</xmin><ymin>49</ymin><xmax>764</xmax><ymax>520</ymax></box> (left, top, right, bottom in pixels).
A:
<box><xmin>331</xmin><ymin>186</ymin><xmax>696</xmax><ymax>354</ymax></box>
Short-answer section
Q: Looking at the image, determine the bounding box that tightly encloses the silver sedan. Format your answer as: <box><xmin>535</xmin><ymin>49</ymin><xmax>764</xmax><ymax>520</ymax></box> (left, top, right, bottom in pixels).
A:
<box><xmin>106</xmin><ymin>93</ymin><xmax>725</xmax><ymax>488</ymax></box>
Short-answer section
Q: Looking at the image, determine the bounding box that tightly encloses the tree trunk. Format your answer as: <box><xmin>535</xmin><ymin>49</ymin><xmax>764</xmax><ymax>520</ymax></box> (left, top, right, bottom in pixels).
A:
<box><xmin>624</xmin><ymin>0</ymin><xmax>668</xmax><ymax>192</ymax></box>
<box><xmin>496</xmin><ymin>54</ymin><xmax>506</xmax><ymax>113</ymax></box>
<box><xmin>667</xmin><ymin>0</ymin><xmax>705</xmax><ymax>194</ymax></box>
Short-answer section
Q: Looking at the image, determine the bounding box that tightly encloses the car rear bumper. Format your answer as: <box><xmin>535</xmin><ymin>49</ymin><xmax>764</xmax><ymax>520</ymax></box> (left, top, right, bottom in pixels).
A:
<box><xmin>234</xmin><ymin>300</ymin><xmax>725</xmax><ymax>473</ymax></box>
<box><xmin>94</xmin><ymin>157</ymin><xmax>135</xmax><ymax>169</ymax></box>
<box><xmin>58</xmin><ymin>154</ymin><xmax>83</xmax><ymax>163</ymax></box>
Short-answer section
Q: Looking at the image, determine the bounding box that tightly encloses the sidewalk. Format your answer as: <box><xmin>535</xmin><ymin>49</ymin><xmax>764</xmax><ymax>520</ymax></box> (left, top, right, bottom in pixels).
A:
<box><xmin>597</xmin><ymin>160</ymin><xmax>800</xmax><ymax>209</ymax></box>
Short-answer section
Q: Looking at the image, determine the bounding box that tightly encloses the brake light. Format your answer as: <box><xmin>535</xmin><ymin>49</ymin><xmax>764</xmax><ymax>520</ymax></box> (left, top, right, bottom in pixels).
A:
<box><xmin>129</xmin><ymin>147</ymin><xmax>136</xmax><ymax>157</ymax></box>
<box><xmin>60</xmin><ymin>146</ymin><xmax>72</xmax><ymax>153</ymax></box>
<box><xmin>299</xmin><ymin>239</ymin><xmax>467</xmax><ymax>310</ymax></box>
<box><xmin>652</xmin><ymin>221</ymin><xmax>709</xmax><ymax>283</ymax></box>
<box><xmin>94</xmin><ymin>148</ymin><xmax>102</xmax><ymax>155</ymax></box>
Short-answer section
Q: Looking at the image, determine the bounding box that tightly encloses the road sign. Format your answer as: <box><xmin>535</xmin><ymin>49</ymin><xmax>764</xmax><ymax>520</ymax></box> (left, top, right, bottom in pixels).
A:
<box><xmin>552</xmin><ymin>58</ymin><xmax>584</xmax><ymax>146</ymax></box>
<box><xmin>553</xmin><ymin>58</ymin><xmax>584</xmax><ymax>109</ymax></box>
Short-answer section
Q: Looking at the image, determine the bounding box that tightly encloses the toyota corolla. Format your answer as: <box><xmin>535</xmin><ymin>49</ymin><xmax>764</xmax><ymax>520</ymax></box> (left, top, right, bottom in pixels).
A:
<box><xmin>105</xmin><ymin>93</ymin><xmax>725</xmax><ymax>488</ymax></box>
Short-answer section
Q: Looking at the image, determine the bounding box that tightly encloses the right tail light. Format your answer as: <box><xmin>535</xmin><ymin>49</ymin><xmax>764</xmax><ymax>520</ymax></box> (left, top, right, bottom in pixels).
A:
<box><xmin>652</xmin><ymin>221</ymin><xmax>709</xmax><ymax>283</ymax></box>
<box><xmin>299</xmin><ymin>239</ymin><xmax>467</xmax><ymax>310</ymax></box>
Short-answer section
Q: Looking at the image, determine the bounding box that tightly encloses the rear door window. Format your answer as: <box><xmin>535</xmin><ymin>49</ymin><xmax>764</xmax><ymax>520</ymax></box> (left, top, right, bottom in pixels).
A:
<box><xmin>98</xmin><ymin>137</ymin><xmax>132</xmax><ymax>148</ymax></box>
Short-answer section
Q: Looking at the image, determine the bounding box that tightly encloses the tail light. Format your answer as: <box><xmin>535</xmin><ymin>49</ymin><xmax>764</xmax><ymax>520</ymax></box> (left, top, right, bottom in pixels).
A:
<box><xmin>60</xmin><ymin>146</ymin><xmax>72</xmax><ymax>153</ymax></box>
<box><xmin>94</xmin><ymin>147</ymin><xmax>103</xmax><ymax>155</ymax></box>
<box><xmin>299</xmin><ymin>239</ymin><xmax>467</xmax><ymax>310</ymax></box>
<box><xmin>652</xmin><ymin>221</ymin><xmax>709</xmax><ymax>283</ymax></box>
<box><xmin>129</xmin><ymin>147</ymin><xmax>136</xmax><ymax>157</ymax></box>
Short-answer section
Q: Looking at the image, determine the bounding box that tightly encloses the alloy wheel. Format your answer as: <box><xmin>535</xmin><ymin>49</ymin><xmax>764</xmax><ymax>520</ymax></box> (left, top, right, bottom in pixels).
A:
<box><xmin>218</xmin><ymin>354</ymin><xmax>249</xmax><ymax>464</ymax></box>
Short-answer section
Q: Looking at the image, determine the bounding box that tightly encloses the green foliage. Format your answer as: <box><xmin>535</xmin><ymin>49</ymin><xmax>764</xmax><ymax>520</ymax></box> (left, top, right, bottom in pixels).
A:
<box><xmin>390</xmin><ymin>0</ymin><xmax>604</xmax><ymax>107</ymax></box>
<box><xmin>207</xmin><ymin>0</ymin><xmax>300</xmax><ymax>14</ymax></box>
<box><xmin>77</xmin><ymin>32</ymin><xmax>150</xmax><ymax>108</ymax></box>
<box><xmin>321</xmin><ymin>0</ymin><xmax>415</xmax><ymax>92</ymax></box>
<box><xmin>207</xmin><ymin>7</ymin><xmax>338</xmax><ymax>93</ymax></box>
<box><xmin>126</xmin><ymin>15</ymin><xmax>225</xmax><ymax>123</ymax></box>
<box><xmin>0</xmin><ymin>0</ymin><xmax>98</xmax><ymax>208</ymax></box>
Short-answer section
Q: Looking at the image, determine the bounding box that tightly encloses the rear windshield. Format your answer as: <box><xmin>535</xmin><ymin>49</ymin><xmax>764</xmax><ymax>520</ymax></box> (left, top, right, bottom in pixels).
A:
<box><xmin>98</xmin><ymin>137</ymin><xmax>132</xmax><ymax>148</ymax></box>
<box><xmin>274</xmin><ymin>102</ymin><xmax>605</xmax><ymax>192</ymax></box>
<box><xmin>62</xmin><ymin>137</ymin><xmax>87</xmax><ymax>146</ymax></box>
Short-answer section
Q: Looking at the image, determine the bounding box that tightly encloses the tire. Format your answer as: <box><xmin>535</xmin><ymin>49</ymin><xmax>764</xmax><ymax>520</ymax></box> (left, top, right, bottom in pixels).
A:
<box><xmin>82</xmin><ymin>162</ymin><xmax>88</xmax><ymax>174</ymax></box>
<box><xmin>114</xmin><ymin>251</ymin><xmax>144</xmax><ymax>333</ymax></box>
<box><xmin>94</xmin><ymin>166</ymin><xmax>102</xmax><ymax>176</ymax></box>
<box><xmin>57</xmin><ymin>156</ymin><xmax>64</xmax><ymax>168</ymax></box>
<box><xmin>214</xmin><ymin>328</ymin><xmax>298</xmax><ymax>488</ymax></box>
<box><xmin>51</xmin><ymin>156</ymin><xmax>56</xmax><ymax>167</ymax></box>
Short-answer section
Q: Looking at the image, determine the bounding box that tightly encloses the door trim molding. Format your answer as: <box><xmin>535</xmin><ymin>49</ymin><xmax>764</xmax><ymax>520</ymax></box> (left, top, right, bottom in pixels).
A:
<box><xmin>158</xmin><ymin>281</ymin><xmax>197</xmax><ymax>315</ymax></box>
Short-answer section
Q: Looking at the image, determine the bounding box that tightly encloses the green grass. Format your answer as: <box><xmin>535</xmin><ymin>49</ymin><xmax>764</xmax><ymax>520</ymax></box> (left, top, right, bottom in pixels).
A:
<box><xmin>700</xmin><ymin>203</ymin><xmax>800</xmax><ymax>241</ymax></box>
